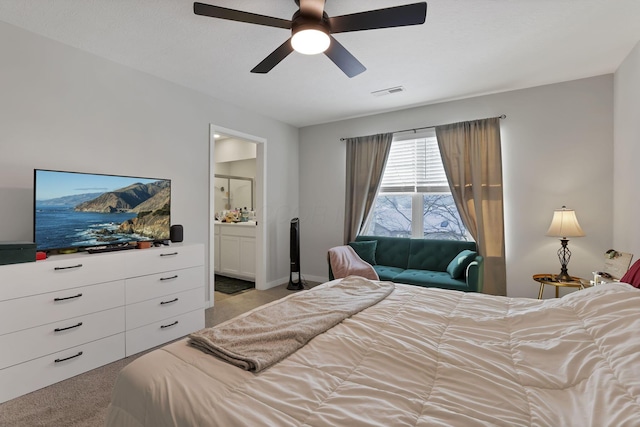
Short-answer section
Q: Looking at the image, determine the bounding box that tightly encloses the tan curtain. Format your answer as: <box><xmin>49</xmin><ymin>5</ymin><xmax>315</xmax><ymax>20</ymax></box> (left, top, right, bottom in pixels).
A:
<box><xmin>344</xmin><ymin>133</ymin><xmax>394</xmax><ymax>243</ymax></box>
<box><xmin>435</xmin><ymin>118</ymin><xmax>506</xmax><ymax>295</ymax></box>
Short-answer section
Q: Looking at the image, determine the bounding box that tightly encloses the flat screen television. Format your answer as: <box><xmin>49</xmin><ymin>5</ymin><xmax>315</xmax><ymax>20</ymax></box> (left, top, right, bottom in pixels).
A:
<box><xmin>34</xmin><ymin>169</ymin><xmax>171</xmax><ymax>252</ymax></box>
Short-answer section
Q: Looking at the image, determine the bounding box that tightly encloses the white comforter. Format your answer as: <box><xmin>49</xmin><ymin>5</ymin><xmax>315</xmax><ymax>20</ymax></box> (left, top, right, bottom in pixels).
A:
<box><xmin>106</xmin><ymin>281</ymin><xmax>640</xmax><ymax>426</ymax></box>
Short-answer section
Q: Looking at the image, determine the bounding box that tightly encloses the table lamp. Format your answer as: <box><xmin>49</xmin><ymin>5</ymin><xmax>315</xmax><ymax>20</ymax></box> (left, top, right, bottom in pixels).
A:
<box><xmin>546</xmin><ymin>206</ymin><xmax>585</xmax><ymax>282</ymax></box>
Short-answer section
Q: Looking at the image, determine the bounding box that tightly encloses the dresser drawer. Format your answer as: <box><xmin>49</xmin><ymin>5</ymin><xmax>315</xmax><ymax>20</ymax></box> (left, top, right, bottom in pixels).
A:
<box><xmin>125</xmin><ymin>287</ymin><xmax>204</xmax><ymax>330</ymax></box>
<box><xmin>126</xmin><ymin>244</ymin><xmax>204</xmax><ymax>278</ymax></box>
<box><xmin>0</xmin><ymin>280</ymin><xmax>125</xmax><ymax>336</ymax></box>
<box><xmin>125</xmin><ymin>309</ymin><xmax>204</xmax><ymax>356</ymax></box>
<box><xmin>1</xmin><ymin>251</ymin><xmax>129</xmax><ymax>301</ymax></box>
<box><xmin>0</xmin><ymin>306</ymin><xmax>125</xmax><ymax>370</ymax></box>
<box><xmin>126</xmin><ymin>265</ymin><xmax>204</xmax><ymax>304</ymax></box>
<box><xmin>0</xmin><ymin>332</ymin><xmax>124</xmax><ymax>404</ymax></box>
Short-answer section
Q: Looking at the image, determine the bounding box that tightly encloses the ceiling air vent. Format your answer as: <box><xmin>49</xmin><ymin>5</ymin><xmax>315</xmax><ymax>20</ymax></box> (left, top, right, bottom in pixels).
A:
<box><xmin>371</xmin><ymin>86</ymin><xmax>405</xmax><ymax>97</ymax></box>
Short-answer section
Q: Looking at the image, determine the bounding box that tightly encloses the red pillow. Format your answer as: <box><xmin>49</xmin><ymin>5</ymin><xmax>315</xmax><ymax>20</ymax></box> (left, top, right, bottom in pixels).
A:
<box><xmin>620</xmin><ymin>259</ymin><xmax>640</xmax><ymax>288</ymax></box>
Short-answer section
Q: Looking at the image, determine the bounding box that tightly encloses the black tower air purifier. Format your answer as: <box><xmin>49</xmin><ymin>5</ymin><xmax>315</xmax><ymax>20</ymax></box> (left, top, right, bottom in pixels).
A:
<box><xmin>287</xmin><ymin>218</ymin><xmax>304</xmax><ymax>290</ymax></box>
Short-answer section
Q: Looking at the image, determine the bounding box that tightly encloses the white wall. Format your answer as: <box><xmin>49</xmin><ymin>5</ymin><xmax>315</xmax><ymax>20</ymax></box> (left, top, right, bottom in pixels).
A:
<box><xmin>300</xmin><ymin>76</ymin><xmax>614</xmax><ymax>298</ymax></box>
<box><xmin>613</xmin><ymin>40</ymin><xmax>640</xmax><ymax>257</ymax></box>
<box><xmin>223</xmin><ymin>159</ymin><xmax>256</xmax><ymax>180</ymax></box>
<box><xmin>0</xmin><ymin>22</ymin><xmax>299</xmax><ymax>301</ymax></box>
<box><xmin>214</xmin><ymin>138</ymin><xmax>257</xmax><ymax>163</ymax></box>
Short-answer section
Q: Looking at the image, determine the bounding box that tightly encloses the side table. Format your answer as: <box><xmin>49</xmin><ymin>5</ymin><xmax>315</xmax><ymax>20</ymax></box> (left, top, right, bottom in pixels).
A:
<box><xmin>533</xmin><ymin>274</ymin><xmax>584</xmax><ymax>299</ymax></box>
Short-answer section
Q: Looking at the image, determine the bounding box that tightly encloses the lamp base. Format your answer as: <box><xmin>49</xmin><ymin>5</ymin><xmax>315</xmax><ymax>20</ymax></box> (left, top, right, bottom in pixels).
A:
<box><xmin>555</xmin><ymin>238</ymin><xmax>574</xmax><ymax>282</ymax></box>
<box><xmin>556</xmin><ymin>272</ymin><xmax>573</xmax><ymax>282</ymax></box>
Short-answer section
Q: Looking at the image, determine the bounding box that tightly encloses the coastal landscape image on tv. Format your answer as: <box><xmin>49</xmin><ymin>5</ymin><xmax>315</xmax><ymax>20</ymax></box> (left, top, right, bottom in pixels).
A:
<box><xmin>34</xmin><ymin>169</ymin><xmax>171</xmax><ymax>252</ymax></box>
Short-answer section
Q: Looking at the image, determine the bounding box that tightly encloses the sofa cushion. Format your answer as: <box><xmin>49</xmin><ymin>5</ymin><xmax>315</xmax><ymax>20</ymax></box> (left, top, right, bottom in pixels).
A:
<box><xmin>356</xmin><ymin>236</ymin><xmax>410</xmax><ymax>269</ymax></box>
<box><xmin>446</xmin><ymin>250</ymin><xmax>478</xmax><ymax>279</ymax></box>
<box><xmin>393</xmin><ymin>270</ymin><xmax>469</xmax><ymax>291</ymax></box>
<box><xmin>407</xmin><ymin>239</ymin><xmax>477</xmax><ymax>271</ymax></box>
<box><xmin>348</xmin><ymin>241</ymin><xmax>377</xmax><ymax>265</ymax></box>
<box><xmin>373</xmin><ymin>265</ymin><xmax>405</xmax><ymax>282</ymax></box>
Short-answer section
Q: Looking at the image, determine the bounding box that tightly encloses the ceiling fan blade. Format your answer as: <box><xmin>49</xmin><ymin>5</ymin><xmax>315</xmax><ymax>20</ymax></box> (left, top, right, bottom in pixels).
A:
<box><xmin>194</xmin><ymin>2</ymin><xmax>291</xmax><ymax>29</ymax></box>
<box><xmin>299</xmin><ymin>0</ymin><xmax>325</xmax><ymax>19</ymax></box>
<box><xmin>251</xmin><ymin>39</ymin><xmax>295</xmax><ymax>74</ymax></box>
<box><xmin>324</xmin><ymin>36</ymin><xmax>366</xmax><ymax>78</ymax></box>
<box><xmin>329</xmin><ymin>2</ymin><xmax>427</xmax><ymax>33</ymax></box>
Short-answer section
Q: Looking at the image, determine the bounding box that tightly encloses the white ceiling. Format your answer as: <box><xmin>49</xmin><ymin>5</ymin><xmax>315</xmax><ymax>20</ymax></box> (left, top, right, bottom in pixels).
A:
<box><xmin>1</xmin><ymin>0</ymin><xmax>639</xmax><ymax>128</ymax></box>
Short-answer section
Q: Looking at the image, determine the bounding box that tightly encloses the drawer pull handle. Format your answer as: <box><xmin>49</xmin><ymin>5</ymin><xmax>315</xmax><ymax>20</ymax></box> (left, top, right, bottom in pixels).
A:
<box><xmin>160</xmin><ymin>275</ymin><xmax>179</xmax><ymax>281</ymax></box>
<box><xmin>54</xmin><ymin>322</ymin><xmax>83</xmax><ymax>332</ymax></box>
<box><xmin>55</xmin><ymin>351</ymin><xmax>83</xmax><ymax>363</ymax></box>
<box><xmin>161</xmin><ymin>320</ymin><xmax>179</xmax><ymax>329</ymax></box>
<box><xmin>54</xmin><ymin>293</ymin><xmax>83</xmax><ymax>302</ymax></box>
<box><xmin>160</xmin><ymin>252</ymin><xmax>178</xmax><ymax>257</ymax></box>
<box><xmin>160</xmin><ymin>298</ymin><xmax>179</xmax><ymax>305</ymax></box>
<box><xmin>54</xmin><ymin>264</ymin><xmax>83</xmax><ymax>271</ymax></box>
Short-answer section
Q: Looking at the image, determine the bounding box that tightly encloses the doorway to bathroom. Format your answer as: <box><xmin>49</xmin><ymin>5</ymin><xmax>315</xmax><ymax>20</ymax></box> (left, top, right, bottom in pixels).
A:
<box><xmin>209</xmin><ymin>125</ymin><xmax>266</xmax><ymax>306</ymax></box>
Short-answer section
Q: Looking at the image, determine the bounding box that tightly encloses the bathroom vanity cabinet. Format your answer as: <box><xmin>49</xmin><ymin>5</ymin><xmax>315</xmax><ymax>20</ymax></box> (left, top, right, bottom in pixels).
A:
<box><xmin>213</xmin><ymin>222</ymin><xmax>255</xmax><ymax>281</ymax></box>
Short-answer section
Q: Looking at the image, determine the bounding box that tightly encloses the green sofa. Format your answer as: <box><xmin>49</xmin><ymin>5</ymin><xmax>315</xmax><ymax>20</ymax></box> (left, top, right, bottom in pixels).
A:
<box><xmin>330</xmin><ymin>236</ymin><xmax>484</xmax><ymax>292</ymax></box>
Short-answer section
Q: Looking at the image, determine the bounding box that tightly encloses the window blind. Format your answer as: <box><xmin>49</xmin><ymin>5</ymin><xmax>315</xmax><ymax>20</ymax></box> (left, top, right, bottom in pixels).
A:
<box><xmin>380</xmin><ymin>136</ymin><xmax>449</xmax><ymax>193</ymax></box>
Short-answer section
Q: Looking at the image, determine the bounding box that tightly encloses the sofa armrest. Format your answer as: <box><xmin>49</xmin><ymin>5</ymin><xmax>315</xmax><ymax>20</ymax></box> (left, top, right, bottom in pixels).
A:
<box><xmin>466</xmin><ymin>256</ymin><xmax>484</xmax><ymax>293</ymax></box>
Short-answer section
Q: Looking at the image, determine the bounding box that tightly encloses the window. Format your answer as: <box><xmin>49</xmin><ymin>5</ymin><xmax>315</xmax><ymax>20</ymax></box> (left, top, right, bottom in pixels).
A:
<box><xmin>363</xmin><ymin>129</ymin><xmax>471</xmax><ymax>240</ymax></box>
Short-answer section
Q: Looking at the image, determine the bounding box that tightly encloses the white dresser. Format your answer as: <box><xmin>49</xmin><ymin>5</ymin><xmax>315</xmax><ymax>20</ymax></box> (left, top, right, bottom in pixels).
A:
<box><xmin>0</xmin><ymin>243</ymin><xmax>205</xmax><ymax>403</ymax></box>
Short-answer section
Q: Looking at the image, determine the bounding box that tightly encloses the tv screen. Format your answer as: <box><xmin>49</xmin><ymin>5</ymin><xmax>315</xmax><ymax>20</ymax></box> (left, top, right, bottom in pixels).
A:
<box><xmin>34</xmin><ymin>169</ymin><xmax>171</xmax><ymax>252</ymax></box>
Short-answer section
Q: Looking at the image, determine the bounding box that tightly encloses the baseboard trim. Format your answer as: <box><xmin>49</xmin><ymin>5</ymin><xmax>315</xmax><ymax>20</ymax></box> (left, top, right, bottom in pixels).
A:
<box><xmin>266</xmin><ymin>276</ymin><xmax>289</xmax><ymax>289</ymax></box>
<box><xmin>302</xmin><ymin>274</ymin><xmax>329</xmax><ymax>284</ymax></box>
<box><xmin>264</xmin><ymin>274</ymin><xmax>329</xmax><ymax>290</ymax></box>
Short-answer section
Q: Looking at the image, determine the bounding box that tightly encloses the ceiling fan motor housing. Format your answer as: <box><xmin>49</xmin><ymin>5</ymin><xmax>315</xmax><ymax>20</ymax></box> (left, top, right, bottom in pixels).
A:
<box><xmin>291</xmin><ymin>10</ymin><xmax>330</xmax><ymax>35</ymax></box>
<box><xmin>290</xmin><ymin>10</ymin><xmax>331</xmax><ymax>55</ymax></box>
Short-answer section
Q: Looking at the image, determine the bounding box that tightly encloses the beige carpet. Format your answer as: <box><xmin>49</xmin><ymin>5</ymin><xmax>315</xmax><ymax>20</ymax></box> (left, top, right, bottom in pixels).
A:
<box><xmin>0</xmin><ymin>281</ymin><xmax>318</xmax><ymax>427</ymax></box>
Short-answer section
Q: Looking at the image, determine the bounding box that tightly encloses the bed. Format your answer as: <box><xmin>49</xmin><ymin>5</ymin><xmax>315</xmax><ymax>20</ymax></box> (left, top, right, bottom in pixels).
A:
<box><xmin>105</xmin><ymin>278</ymin><xmax>640</xmax><ymax>426</ymax></box>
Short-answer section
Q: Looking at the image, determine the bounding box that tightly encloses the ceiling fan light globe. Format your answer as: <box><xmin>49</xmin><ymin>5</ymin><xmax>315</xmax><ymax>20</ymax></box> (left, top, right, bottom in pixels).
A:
<box><xmin>291</xmin><ymin>29</ymin><xmax>330</xmax><ymax>55</ymax></box>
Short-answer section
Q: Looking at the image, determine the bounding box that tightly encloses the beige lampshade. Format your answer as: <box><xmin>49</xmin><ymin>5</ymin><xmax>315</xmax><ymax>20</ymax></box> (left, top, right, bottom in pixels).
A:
<box><xmin>545</xmin><ymin>206</ymin><xmax>585</xmax><ymax>238</ymax></box>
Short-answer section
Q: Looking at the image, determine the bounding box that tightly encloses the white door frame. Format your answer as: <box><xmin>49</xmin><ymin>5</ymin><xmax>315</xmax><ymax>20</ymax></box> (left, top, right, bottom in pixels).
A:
<box><xmin>209</xmin><ymin>124</ymin><xmax>267</xmax><ymax>306</ymax></box>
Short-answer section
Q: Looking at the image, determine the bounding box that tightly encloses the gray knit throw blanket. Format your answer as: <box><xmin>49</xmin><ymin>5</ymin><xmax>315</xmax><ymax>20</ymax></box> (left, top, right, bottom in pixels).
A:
<box><xmin>189</xmin><ymin>276</ymin><xmax>395</xmax><ymax>372</ymax></box>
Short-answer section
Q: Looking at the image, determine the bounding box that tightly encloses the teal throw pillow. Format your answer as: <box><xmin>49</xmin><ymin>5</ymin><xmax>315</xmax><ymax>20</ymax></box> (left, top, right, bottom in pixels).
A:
<box><xmin>446</xmin><ymin>250</ymin><xmax>477</xmax><ymax>279</ymax></box>
<box><xmin>348</xmin><ymin>241</ymin><xmax>377</xmax><ymax>265</ymax></box>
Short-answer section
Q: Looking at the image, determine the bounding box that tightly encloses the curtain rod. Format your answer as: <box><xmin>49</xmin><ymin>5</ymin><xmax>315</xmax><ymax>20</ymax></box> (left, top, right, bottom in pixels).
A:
<box><xmin>339</xmin><ymin>114</ymin><xmax>506</xmax><ymax>141</ymax></box>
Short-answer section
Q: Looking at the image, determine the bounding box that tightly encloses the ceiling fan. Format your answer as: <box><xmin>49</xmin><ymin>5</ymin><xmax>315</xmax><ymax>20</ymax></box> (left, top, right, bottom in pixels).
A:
<box><xmin>193</xmin><ymin>0</ymin><xmax>427</xmax><ymax>78</ymax></box>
